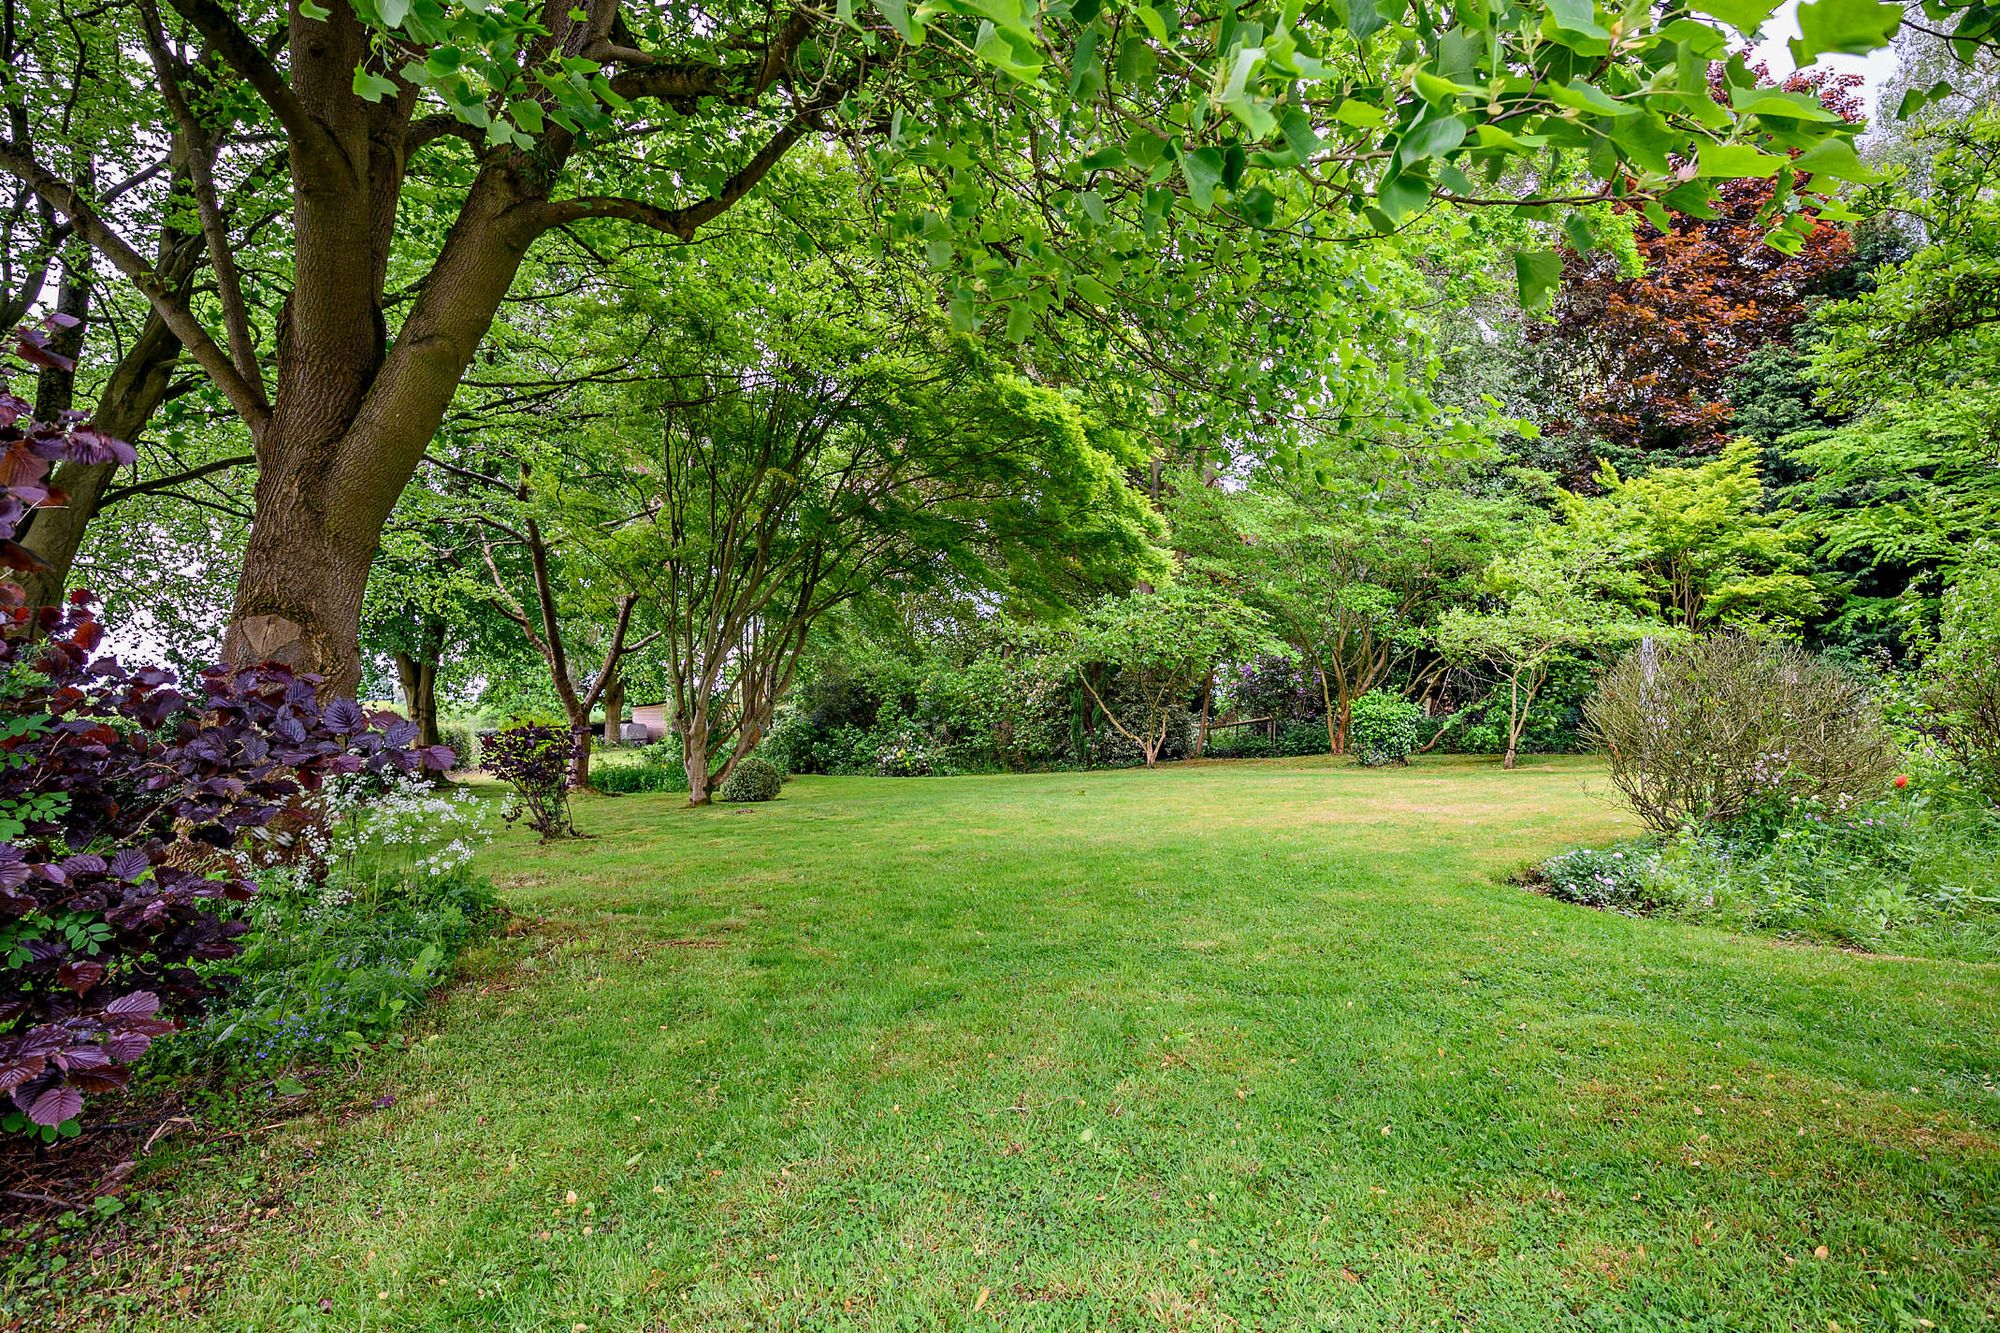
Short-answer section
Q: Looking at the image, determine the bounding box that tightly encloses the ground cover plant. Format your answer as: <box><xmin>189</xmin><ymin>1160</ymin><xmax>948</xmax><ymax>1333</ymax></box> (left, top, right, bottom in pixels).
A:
<box><xmin>10</xmin><ymin>757</ymin><xmax>1994</xmax><ymax>1330</ymax></box>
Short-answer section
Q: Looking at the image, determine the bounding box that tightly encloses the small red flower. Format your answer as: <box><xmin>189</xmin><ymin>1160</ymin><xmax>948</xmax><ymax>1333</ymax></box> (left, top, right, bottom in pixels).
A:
<box><xmin>1893</xmin><ymin>775</ymin><xmax>1909</xmax><ymax>789</ymax></box>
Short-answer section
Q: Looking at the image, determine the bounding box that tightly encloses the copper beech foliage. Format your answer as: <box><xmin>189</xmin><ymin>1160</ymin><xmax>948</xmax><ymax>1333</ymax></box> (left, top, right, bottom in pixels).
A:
<box><xmin>1</xmin><ymin>321</ymin><xmax>452</xmax><ymax>1134</ymax></box>
<box><xmin>1535</xmin><ymin>68</ymin><xmax>1866</xmax><ymax>465</ymax></box>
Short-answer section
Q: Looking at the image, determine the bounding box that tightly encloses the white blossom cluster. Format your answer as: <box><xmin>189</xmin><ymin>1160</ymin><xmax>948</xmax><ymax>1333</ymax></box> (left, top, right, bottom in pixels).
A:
<box><xmin>262</xmin><ymin>773</ymin><xmax>495</xmax><ymax>909</ymax></box>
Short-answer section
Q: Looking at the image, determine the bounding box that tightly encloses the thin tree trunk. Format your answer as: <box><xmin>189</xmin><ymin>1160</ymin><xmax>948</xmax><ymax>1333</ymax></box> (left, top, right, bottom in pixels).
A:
<box><xmin>17</xmin><ymin>248</ymin><xmax>198</xmax><ymax>606</ymax></box>
<box><xmin>1317</xmin><ymin>663</ymin><xmax>1338</xmax><ymax>756</ymax></box>
<box><xmin>601</xmin><ymin>670</ymin><xmax>625</xmax><ymax>749</ymax></box>
<box><xmin>1195</xmin><ymin>668</ymin><xmax>1213</xmax><ymax>757</ymax></box>
<box><xmin>1503</xmin><ymin>671</ymin><xmax>1522</xmax><ymax>770</ymax></box>
<box><xmin>682</xmin><ymin>712</ymin><xmax>712</xmax><ymax>805</ymax></box>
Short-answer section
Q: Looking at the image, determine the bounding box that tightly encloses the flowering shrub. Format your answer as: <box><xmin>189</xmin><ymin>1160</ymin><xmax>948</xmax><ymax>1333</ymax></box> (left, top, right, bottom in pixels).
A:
<box><xmin>718</xmin><ymin>756</ymin><xmax>784</xmax><ymax>802</ymax></box>
<box><xmin>486</xmin><ymin>722</ymin><xmax>576</xmax><ymax>839</ymax></box>
<box><xmin>1533</xmin><ymin>783</ymin><xmax>2000</xmax><ymax>960</ymax></box>
<box><xmin>1348</xmin><ymin>691</ymin><xmax>1423</xmax><ymax>767</ymax></box>
<box><xmin>1587</xmin><ymin>634</ymin><xmax>1896</xmax><ymax>833</ymax></box>
<box><xmin>1534</xmin><ymin>845</ymin><xmax>1670</xmax><ymax>914</ymax></box>
<box><xmin>875</xmin><ymin>722</ymin><xmax>946</xmax><ymax>777</ymax></box>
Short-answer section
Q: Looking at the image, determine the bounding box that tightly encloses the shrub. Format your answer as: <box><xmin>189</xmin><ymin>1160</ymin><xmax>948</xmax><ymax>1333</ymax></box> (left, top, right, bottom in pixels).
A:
<box><xmin>437</xmin><ymin>718</ymin><xmax>480</xmax><ymax>772</ymax></box>
<box><xmin>593</xmin><ymin>759</ymin><xmax>688</xmax><ymax>794</ymax></box>
<box><xmin>1533</xmin><ymin>786</ymin><xmax>2000</xmax><ymax>961</ymax></box>
<box><xmin>1534</xmin><ymin>844</ymin><xmax>1671</xmax><ymax>914</ymax></box>
<box><xmin>1925</xmin><ymin>567</ymin><xmax>2000</xmax><ymax>800</ymax></box>
<box><xmin>756</xmin><ymin>714</ymin><xmax>817</xmax><ymax>776</ymax></box>
<box><xmin>190</xmin><ymin>776</ymin><xmax>500</xmax><ymax>1065</ymax></box>
<box><xmin>1587</xmin><ymin>634</ymin><xmax>1897</xmax><ymax>834</ymax></box>
<box><xmin>0</xmin><ymin>599</ymin><xmax>451</xmax><ymax>1136</ymax></box>
<box><xmin>1349</xmin><ymin>691</ymin><xmax>1423</xmax><ymax>767</ymax></box>
<box><xmin>486</xmin><ymin>723</ymin><xmax>576</xmax><ymax>840</ymax></box>
<box><xmin>875</xmin><ymin>721</ymin><xmax>946</xmax><ymax>776</ymax></box>
<box><xmin>1207</xmin><ymin>727</ymin><xmax>1275</xmax><ymax>759</ymax></box>
<box><xmin>1276</xmin><ymin>722</ymin><xmax>1328</xmax><ymax>757</ymax></box>
<box><xmin>718</xmin><ymin>756</ymin><xmax>783</xmax><ymax>802</ymax></box>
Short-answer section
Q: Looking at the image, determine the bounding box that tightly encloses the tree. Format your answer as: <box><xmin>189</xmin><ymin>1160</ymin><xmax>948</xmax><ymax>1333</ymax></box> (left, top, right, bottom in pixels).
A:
<box><xmin>1071</xmin><ymin>586</ymin><xmax>1281</xmax><ymax>768</ymax></box>
<box><xmin>1434</xmin><ymin>537</ymin><xmax>1652</xmax><ymax>769</ymax></box>
<box><xmin>624</xmin><ymin>334</ymin><xmax>1156</xmax><ymax>803</ymax></box>
<box><xmin>1529</xmin><ymin>68</ymin><xmax>1865</xmax><ymax>472</ymax></box>
<box><xmin>1565</xmin><ymin>439</ymin><xmax>1820</xmax><ymax>632</ymax></box>
<box><xmin>0</xmin><ymin>0</ymin><xmax>1890</xmax><ymax>691</ymax></box>
<box><xmin>1786</xmin><ymin>110</ymin><xmax>2000</xmax><ymax>643</ymax></box>
<box><xmin>1172</xmin><ymin>462</ymin><xmax>1525</xmax><ymax>753</ymax></box>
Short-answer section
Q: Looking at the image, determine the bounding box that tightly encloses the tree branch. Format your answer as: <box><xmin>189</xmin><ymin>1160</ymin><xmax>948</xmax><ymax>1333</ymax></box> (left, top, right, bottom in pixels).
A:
<box><xmin>0</xmin><ymin>137</ymin><xmax>270</xmax><ymax>436</ymax></box>
<box><xmin>99</xmin><ymin>452</ymin><xmax>255</xmax><ymax>507</ymax></box>
<box><xmin>534</xmin><ymin>115</ymin><xmax>810</xmax><ymax>240</ymax></box>
<box><xmin>139</xmin><ymin>0</ymin><xmax>267</xmax><ymax>411</ymax></box>
<box><xmin>162</xmin><ymin>0</ymin><xmax>320</xmax><ymax>156</ymax></box>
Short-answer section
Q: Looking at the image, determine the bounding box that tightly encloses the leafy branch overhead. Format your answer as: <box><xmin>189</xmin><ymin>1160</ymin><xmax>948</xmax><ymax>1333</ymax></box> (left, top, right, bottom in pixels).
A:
<box><xmin>329</xmin><ymin>0</ymin><xmax>1890</xmax><ymax>316</ymax></box>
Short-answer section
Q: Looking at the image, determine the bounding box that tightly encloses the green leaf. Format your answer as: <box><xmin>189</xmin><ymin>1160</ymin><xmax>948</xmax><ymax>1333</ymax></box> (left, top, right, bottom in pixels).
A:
<box><xmin>1394</xmin><ymin>113</ymin><xmax>1466</xmax><ymax>168</ymax></box>
<box><xmin>1179</xmin><ymin>145</ymin><xmax>1225</xmax><ymax>211</ymax></box>
<box><xmin>1896</xmin><ymin>79</ymin><xmax>1953</xmax><ymax>120</ymax></box>
<box><xmin>352</xmin><ymin>69</ymin><xmax>399</xmax><ymax>102</ymax></box>
<box><xmin>378</xmin><ymin>0</ymin><xmax>410</xmax><ymax>26</ymax></box>
<box><xmin>1514</xmin><ymin>249</ymin><xmax>1562</xmax><ymax>310</ymax></box>
<box><xmin>1694</xmin><ymin>142</ymin><xmax>1786</xmax><ymax>177</ymax></box>
<box><xmin>972</xmin><ymin>22</ymin><xmax>1043</xmax><ymax>83</ymax></box>
<box><xmin>1541</xmin><ymin>0</ymin><xmax>1612</xmax><ymax>50</ymax></box>
<box><xmin>1332</xmin><ymin>98</ymin><xmax>1387</xmax><ymax>129</ymax></box>
<box><xmin>1789</xmin><ymin>0</ymin><xmax>1901</xmax><ymax>63</ymax></box>
<box><xmin>1792</xmin><ymin>136</ymin><xmax>1882</xmax><ymax>183</ymax></box>
<box><xmin>1690</xmin><ymin>0</ymin><xmax>1782</xmax><ymax>31</ymax></box>
<box><xmin>1562</xmin><ymin>213</ymin><xmax>1597</xmax><ymax>253</ymax></box>
<box><xmin>876</xmin><ymin>0</ymin><xmax>918</xmax><ymax>42</ymax></box>
<box><xmin>1375</xmin><ymin>171</ymin><xmax>1430</xmax><ymax>221</ymax></box>
<box><xmin>298</xmin><ymin>0</ymin><xmax>331</xmax><ymax>18</ymax></box>
<box><xmin>1004</xmin><ymin>301</ymin><xmax>1035</xmax><ymax>342</ymax></box>
<box><xmin>510</xmin><ymin>99</ymin><xmax>546</xmax><ymax>134</ymax></box>
<box><xmin>1136</xmin><ymin>4</ymin><xmax>1169</xmax><ymax>40</ymax></box>
<box><xmin>1341</xmin><ymin>0</ymin><xmax>1384</xmax><ymax>40</ymax></box>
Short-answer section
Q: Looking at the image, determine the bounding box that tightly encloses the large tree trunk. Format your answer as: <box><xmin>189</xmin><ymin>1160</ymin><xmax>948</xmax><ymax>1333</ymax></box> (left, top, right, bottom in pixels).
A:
<box><xmin>220</xmin><ymin>87</ymin><xmax>548</xmax><ymax>695</ymax></box>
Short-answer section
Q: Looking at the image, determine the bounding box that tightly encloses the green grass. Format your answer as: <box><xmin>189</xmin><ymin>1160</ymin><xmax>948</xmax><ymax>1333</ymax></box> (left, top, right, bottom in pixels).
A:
<box><xmin>47</xmin><ymin>757</ymin><xmax>2000</xmax><ymax>1329</ymax></box>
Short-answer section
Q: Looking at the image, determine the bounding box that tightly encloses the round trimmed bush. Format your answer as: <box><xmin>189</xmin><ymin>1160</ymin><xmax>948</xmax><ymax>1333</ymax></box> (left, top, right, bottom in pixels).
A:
<box><xmin>1349</xmin><ymin>690</ymin><xmax>1423</xmax><ymax>767</ymax></box>
<box><xmin>718</xmin><ymin>756</ymin><xmax>784</xmax><ymax>802</ymax></box>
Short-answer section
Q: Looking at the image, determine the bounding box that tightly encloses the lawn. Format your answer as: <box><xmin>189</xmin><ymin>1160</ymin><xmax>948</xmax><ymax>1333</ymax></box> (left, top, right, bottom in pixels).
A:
<box><xmin>58</xmin><ymin>757</ymin><xmax>2000</xmax><ymax>1329</ymax></box>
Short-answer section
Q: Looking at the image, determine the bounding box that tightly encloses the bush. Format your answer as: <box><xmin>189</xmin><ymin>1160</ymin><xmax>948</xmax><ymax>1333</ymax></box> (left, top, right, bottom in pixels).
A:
<box><xmin>1587</xmin><ymin>634</ymin><xmax>1897</xmax><ymax>834</ymax></box>
<box><xmin>1349</xmin><ymin>691</ymin><xmax>1423</xmax><ymax>767</ymax></box>
<box><xmin>1926</xmin><ymin>567</ymin><xmax>2000</xmax><ymax>800</ymax></box>
<box><xmin>1277</xmin><ymin>721</ymin><xmax>1329</xmax><ymax>757</ymax></box>
<box><xmin>486</xmin><ymin>723</ymin><xmax>577</xmax><ymax>839</ymax></box>
<box><xmin>592</xmin><ymin>758</ymin><xmax>688</xmax><ymax>794</ymax></box>
<box><xmin>0</xmin><ymin>598</ymin><xmax>451</xmax><ymax>1136</ymax></box>
<box><xmin>874</xmin><ymin>720</ymin><xmax>948</xmax><ymax>776</ymax></box>
<box><xmin>1532</xmin><ymin>786</ymin><xmax>2000</xmax><ymax>961</ymax></box>
<box><xmin>437</xmin><ymin>718</ymin><xmax>480</xmax><ymax>772</ymax></box>
<box><xmin>188</xmin><ymin>776</ymin><xmax>500</xmax><ymax>1065</ymax></box>
<box><xmin>718</xmin><ymin>756</ymin><xmax>784</xmax><ymax>802</ymax></box>
<box><xmin>1534</xmin><ymin>844</ymin><xmax>1671</xmax><ymax>914</ymax></box>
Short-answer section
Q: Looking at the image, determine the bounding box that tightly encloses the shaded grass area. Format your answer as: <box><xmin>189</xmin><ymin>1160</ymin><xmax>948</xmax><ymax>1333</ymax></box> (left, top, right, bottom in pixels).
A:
<box><xmin>32</xmin><ymin>756</ymin><xmax>2000</xmax><ymax>1329</ymax></box>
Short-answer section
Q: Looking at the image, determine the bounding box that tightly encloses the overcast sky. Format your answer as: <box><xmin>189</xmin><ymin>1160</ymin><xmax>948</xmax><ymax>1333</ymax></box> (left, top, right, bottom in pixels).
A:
<box><xmin>1751</xmin><ymin>0</ymin><xmax>1905</xmax><ymax>113</ymax></box>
